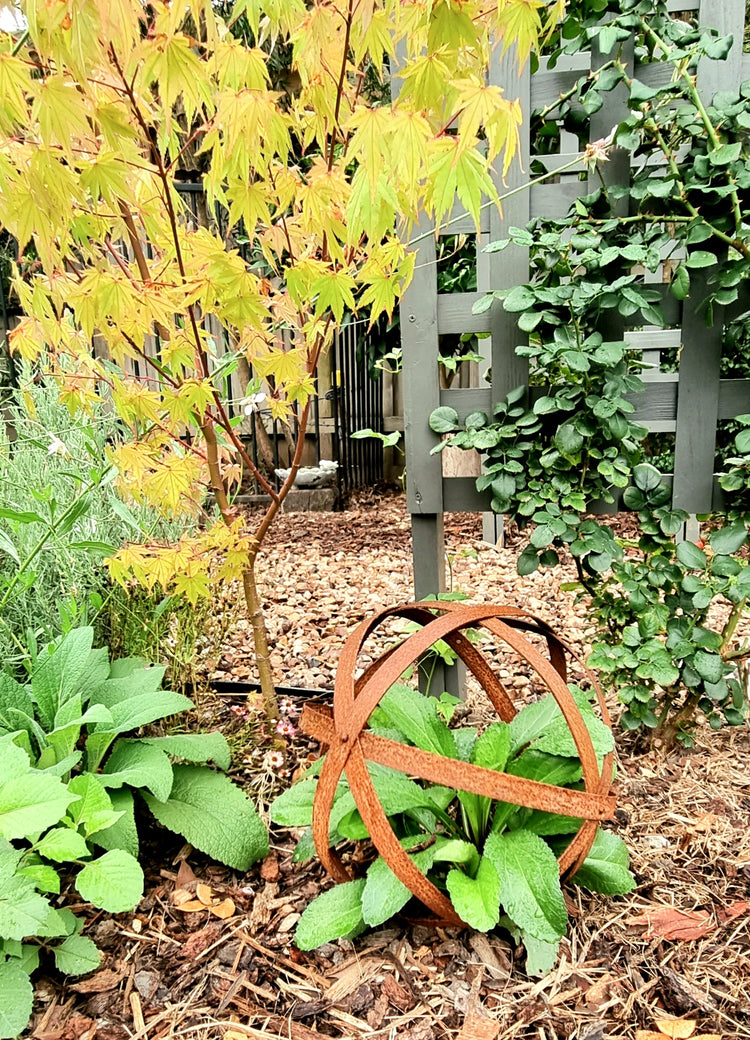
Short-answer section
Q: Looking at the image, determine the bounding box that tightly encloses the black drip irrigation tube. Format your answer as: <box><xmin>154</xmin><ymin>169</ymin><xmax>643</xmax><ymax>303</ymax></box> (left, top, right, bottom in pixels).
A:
<box><xmin>210</xmin><ymin>679</ymin><xmax>332</xmax><ymax>699</ymax></box>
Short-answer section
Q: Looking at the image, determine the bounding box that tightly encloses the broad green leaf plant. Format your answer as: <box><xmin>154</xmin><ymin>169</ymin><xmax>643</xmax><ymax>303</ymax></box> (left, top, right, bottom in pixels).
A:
<box><xmin>270</xmin><ymin>682</ymin><xmax>633</xmax><ymax>973</ymax></box>
<box><xmin>0</xmin><ymin>0</ymin><xmax>564</xmax><ymax>717</ymax></box>
<box><xmin>431</xmin><ymin>0</ymin><xmax>750</xmax><ymax>745</ymax></box>
<box><xmin>0</xmin><ymin>626</ymin><xmax>267</xmax><ymax>1037</ymax></box>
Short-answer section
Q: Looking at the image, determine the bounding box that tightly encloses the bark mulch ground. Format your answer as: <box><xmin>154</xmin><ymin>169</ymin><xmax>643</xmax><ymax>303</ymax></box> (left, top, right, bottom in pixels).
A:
<box><xmin>24</xmin><ymin>492</ymin><xmax>750</xmax><ymax>1040</ymax></box>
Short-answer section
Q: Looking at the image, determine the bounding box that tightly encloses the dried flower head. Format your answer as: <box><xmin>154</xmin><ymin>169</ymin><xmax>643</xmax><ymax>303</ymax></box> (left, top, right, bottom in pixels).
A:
<box><xmin>584</xmin><ymin>135</ymin><xmax>612</xmax><ymax>167</ymax></box>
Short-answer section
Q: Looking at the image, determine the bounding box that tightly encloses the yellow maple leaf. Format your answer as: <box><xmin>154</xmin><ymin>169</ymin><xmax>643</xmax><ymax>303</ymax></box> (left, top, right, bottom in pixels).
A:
<box><xmin>179</xmin><ymin>378</ymin><xmax>216</xmax><ymax>420</ymax></box>
<box><xmin>351</xmin><ymin>7</ymin><xmax>395</xmax><ymax>67</ymax></box>
<box><xmin>137</xmin><ymin>32</ymin><xmax>215</xmax><ymax>127</ymax></box>
<box><xmin>32</xmin><ymin>74</ymin><xmax>93</xmax><ymax>154</ymax></box>
<box><xmin>397</xmin><ymin>49</ymin><xmax>454</xmax><ymax>113</ymax></box>
<box><xmin>142</xmin><ymin>454</ymin><xmax>203</xmax><ymax>517</ymax></box>
<box><xmin>486</xmin><ymin>97</ymin><xmax>524</xmax><ymax>177</ymax></box>
<box><xmin>385</xmin><ymin>108</ymin><xmax>431</xmax><ymax>193</ymax></box>
<box><xmin>0</xmin><ymin>51</ymin><xmax>31</xmax><ymax>133</ymax></box>
<box><xmin>454</xmin><ymin>78</ymin><xmax>509</xmax><ymax>147</ymax></box>
<box><xmin>112</xmin><ymin>380</ymin><xmax>163</xmax><ymax>426</ymax></box>
<box><xmin>425</xmin><ymin>135</ymin><xmax>498</xmax><ymax>229</ymax></box>
<box><xmin>253</xmin><ymin>347</ymin><xmax>308</xmax><ymax>386</ymax></box>
<box><xmin>213</xmin><ymin>40</ymin><xmax>269</xmax><ymax>91</ymax></box>
<box><xmin>494</xmin><ymin>0</ymin><xmax>545</xmax><ymax>68</ymax></box>
<box><xmin>312</xmin><ymin>268</ymin><xmax>357</xmax><ymax>323</ymax></box>
<box><xmin>8</xmin><ymin>317</ymin><xmax>44</xmax><ymax>363</ymax></box>
<box><xmin>226</xmin><ymin>176</ymin><xmax>271</xmax><ymax>233</ymax></box>
<box><xmin>345</xmin><ymin>105</ymin><xmax>393</xmax><ymax>194</ymax></box>
<box><xmin>173</xmin><ymin>570</ymin><xmax>211</xmax><ymax>604</ymax></box>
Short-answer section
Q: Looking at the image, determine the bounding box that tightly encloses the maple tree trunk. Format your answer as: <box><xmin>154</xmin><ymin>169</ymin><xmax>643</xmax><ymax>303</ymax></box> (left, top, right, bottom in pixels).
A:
<box><xmin>201</xmin><ymin>415</ymin><xmax>279</xmax><ymax>719</ymax></box>
<box><xmin>239</xmin><ymin>399</ymin><xmax>315</xmax><ymax>719</ymax></box>
<box><xmin>242</xmin><ymin>562</ymin><xmax>278</xmax><ymax>721</ymax></box>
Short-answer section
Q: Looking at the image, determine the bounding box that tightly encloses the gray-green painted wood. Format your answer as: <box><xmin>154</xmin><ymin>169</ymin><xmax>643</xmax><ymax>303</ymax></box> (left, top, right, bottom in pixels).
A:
<box><xmin>697</xmin><ymin>0</ymin><xmax>745</xmax><ymax>100</ymax></box>
<box><xmin>401</xmin><ymin>221</ymin><xmax>443</xmax><ymax>519</ymax></box>
<box><xmin>672</xmin><ymin>261</ymin><xmax>724</xmax><ymax>512</ymax></box>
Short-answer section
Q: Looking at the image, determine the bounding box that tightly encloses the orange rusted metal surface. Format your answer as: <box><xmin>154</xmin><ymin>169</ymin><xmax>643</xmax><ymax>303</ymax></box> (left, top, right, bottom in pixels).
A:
<box><xmin>300</xmin><ymin>601</ymin><xmax>616</xmax><ymax>926</ymax></box>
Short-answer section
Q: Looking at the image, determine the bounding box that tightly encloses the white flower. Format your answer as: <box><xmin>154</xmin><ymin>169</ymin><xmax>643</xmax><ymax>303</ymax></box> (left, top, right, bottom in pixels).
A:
<box><xmin>263</xmin><ymin>750</ymin><xmax>284</xmax><ymax>770</ymax></box>
<box><xmin>242</xmin><ymin>392</ymin><xmax>267</xmax><ymax>415</ymax></box>
<box><xmin>47</xmin><ymin>435</ymin><xmax>69</xmax><ymax>457</ymax></box>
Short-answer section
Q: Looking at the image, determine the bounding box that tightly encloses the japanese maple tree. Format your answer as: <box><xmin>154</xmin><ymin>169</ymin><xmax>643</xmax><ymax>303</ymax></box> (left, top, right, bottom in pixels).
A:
<box><xmin>0</xmin><ymin>0</ymin><xmax>560</xmax><ymax>716</ymax></box>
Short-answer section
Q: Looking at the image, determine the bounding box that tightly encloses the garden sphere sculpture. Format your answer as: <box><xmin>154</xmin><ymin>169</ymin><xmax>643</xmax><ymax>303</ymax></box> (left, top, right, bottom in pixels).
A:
<box><xmin>301</xmin><ymin>600</ymin><xmax>617</xmax><ymax>926</ymax></box>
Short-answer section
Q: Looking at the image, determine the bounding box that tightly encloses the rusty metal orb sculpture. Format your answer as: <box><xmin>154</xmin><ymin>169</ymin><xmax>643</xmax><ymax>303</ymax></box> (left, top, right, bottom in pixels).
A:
<box><xmin>300</xmin><ymin>601</ymin><xmax>616</xmax><ymax>927</ymax></box>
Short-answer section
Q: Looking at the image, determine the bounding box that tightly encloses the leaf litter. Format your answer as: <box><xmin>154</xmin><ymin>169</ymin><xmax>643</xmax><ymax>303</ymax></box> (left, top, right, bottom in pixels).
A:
<box><xmin>25</xmin><ymin>492</ymin><xmax>750</xmax><ymax>1040</ymax></box>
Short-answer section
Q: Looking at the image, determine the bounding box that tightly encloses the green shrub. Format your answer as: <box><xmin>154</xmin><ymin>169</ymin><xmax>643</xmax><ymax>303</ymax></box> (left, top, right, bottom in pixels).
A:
<box><xmin>0</xmin><ymin>626</ymin><xmax>268</xmax><ymax>1038</ymax></box>
<box><xmin>101</xmin><ymin>583</ymin><xmax>224</xmax><ymax>695</ymax></box>
<box><xmin>0</xmin><ymin>374</ymin><xmax>199</xmax><ymax>670</ymax></box>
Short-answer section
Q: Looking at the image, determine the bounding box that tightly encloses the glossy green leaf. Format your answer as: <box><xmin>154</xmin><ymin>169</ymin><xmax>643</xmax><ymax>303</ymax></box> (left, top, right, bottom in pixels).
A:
<box><xmin>571</xmin><ymin>829</ymin><xmax>634</xmax><ymax>894</ymax></box>
<box><xmin>708</xmin><ymin>522</ymin><xmax>747</xmax><ymax>556</ymax></box>
<box><xmin>446</xmin><ymin>855</ymin><xmax>501</xmax><ymax>931</ymax></box>
<box><xmin>296</xmin><ymin>880</ymin><xmax>366</xmax><ymax>950</ymax></box>
<box><xmin>676</xmin><ymin>541</ymin><xmax>707</xmax><ymax>570</ymax></box>
<box><xmin>428</xmin><ymin>407</ymin><xmax>460</xmax><ymax>434</ymax></box>
<box><xmin>670</xmin><ymin>265</ymin><xmax>690</xmax><ymax>300</ymax></box>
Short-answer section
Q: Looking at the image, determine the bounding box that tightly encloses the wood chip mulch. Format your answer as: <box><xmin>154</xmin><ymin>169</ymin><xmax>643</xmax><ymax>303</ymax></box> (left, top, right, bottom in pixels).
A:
<box><xmin>24</xmin><ymin>491</ymin><xmax>750</xmax><ymax>1040</ymax></box>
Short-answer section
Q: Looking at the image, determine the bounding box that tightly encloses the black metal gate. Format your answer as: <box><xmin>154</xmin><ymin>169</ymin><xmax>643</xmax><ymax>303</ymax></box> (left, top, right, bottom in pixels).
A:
<box><xmin>326</xmin><ymin>320</ymin><xmax>384</xmax><ymax>495</ymax></box>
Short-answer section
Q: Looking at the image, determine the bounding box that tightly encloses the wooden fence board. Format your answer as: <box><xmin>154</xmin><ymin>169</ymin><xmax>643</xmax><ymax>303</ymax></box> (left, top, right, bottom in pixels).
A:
<box><xmin>719</xmin><ymin>379</ymin><xmax>750</xmax><ymax>418</ymax></box>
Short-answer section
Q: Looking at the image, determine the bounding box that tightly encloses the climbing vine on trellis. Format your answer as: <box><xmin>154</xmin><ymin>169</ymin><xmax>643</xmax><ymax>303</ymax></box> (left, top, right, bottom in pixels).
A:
<box><xmin>431</xmin><ymin>0</ymin><xmax>750</xmax><ymax>745</ymax></box>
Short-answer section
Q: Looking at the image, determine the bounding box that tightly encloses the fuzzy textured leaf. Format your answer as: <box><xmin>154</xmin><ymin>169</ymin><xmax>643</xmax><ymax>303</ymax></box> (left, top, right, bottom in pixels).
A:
<box><xmin>75</xmin><ymin>850</ymin><xmax>144</xmax><ymax>913</ymax></box>
<box><xmin>572</xmin><ymin>829</ymin><xmax>634</xmax><ymax>894</ymax></box>
<box><xmin>101</xmin><ymin>740</ymin><xmax>174</xmax><ymax>802</ymax></box>
<box><xmin>377</xmin><ymin>683</ymin><xmax>457</xmax><ymax>758</ymax></box>
<box><xmin>34</xmin><ymin>827</ymin><xmax>90</xmax><ymax>864</ymax></box>
<box><xmin>53</xmin><ymin>933</ymin><xmax>101</xmax><ymax>976</ymax></box>
<box><xmin>484</xmin><ymin>829</ymin><xmax>567</xmax><ymax>942</ymax></box>
<box><xmin>0</xmin><ymin>841</ymin><xmax>58</xmax><ymax>942</ymax></box>
<box><xmin>90</xmin><ymin>790</ymin><xmax>139</xmax><ymax>858</ymax></box>
<box><xmin>142</xmin><ymin>765</ymin><xmax>268</xmax><ymax>870</ymax></box>
<box><xmin>139</xmin><ymin>733</ymin><xmax>231</xmax><ymax>770</ymax></box>
<box><xmin>0</xmin><ymin>958</ymin><xmax>33</xmax><ymax>1040</ymax></box>
<box><xmin>362</xmin><ymin>845</ymin><xmax>436</xmax><ymax>927</ymax></box>
<box><xmin>446</xmin><ymin>855</ymin><xmax>501</xmax><ymax>931</ymax></box>
<box><xmin>0</xmin><ymin>738</ymin><xmax>75</xmax><ymax>840</ymax></box>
